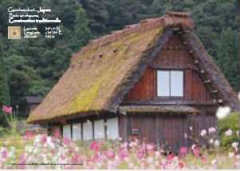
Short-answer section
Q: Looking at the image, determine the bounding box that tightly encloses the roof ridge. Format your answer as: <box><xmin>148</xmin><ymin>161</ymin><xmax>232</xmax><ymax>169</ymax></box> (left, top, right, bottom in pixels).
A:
<box><xmin>71</xmin><ymin>12</ymin><xmax>194</xmax><ymax>64</ymax></box>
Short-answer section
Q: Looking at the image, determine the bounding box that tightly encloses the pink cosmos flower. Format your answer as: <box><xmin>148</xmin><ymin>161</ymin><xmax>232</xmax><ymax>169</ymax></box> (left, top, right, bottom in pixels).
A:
<box><xmin>146</xmin><ymin>144</ymin><xmax>154</xmax><ymax>151</ymax></box>
<box><xmin>208</xmin><ymin>127</ymin><xmax>216</xmax><ymax>134</ymax></box>
<box><xmin>18</xmin><ymin>154</ymin><xmax>26</xmax><ymax>169</ymax></box>
<box><xmin>23</xmin><ymin>131</ymin><xmax>34</xmax><ymax>140</ymax></box>
<box><xmin>120</xmin><ymin>142</ymin><xmax>128</xmax><ymax>148</ymax></box>
<box><xmin>2</xmin><ymin>105</ymin><xmax>12</xmax><ymax>114</ymax></box>
<box><xmin>118</xmin><ymin>147</ymin><xmax>128</xmax><ymax>160</ymax></box>
<box><xmin>91</xmin><ymin>153</ymin><xmax>101</xmax><ymax>162</ymax></box>
<box><xmin>40</xmin><ymin>135</ymin><xmax>47</xmax><ymax>143</ymax></box>
<box><xmin>178</xmin><ymin>162</ymin><xmax>185</xmax><ymax>169</ymax></box>
<box><xmin>137</xmin><ymin>148</ymin><xmax>145</xmax><ymax>159</ymax></box>
<box><xmin>129</xmin><ymin>141</ymin><xmax>138</xmax><ymax>148</ymax></box>
<box><xmin>167</xmin><ymin>154</ymin><xmax>175</xmax><ymax>161</ymax></box>
<box><xmin>161</xmin><ymin>162</ymin><xmax>167</xmax><ymax>169</ymax></box>
<box><xmin>201</xmin><ymin>156</ymin><xmax>206</xmax><ymax>163</ymax></box>
<box><xmin>1</xmin><ymin>148</ymin><xmax>8</xmax><ymax>158</ymax></box>
<box><xmin>51</xmin><ymin>149</ymin><xmax>56</xmax><ymax>155</ymax></box>
<box><xmin>90</xmin><ymin>141</ymin><xmax>102</xmax><ymax>152</ymax></box>
<box><xmin>53</xmin><ymin>129</ymin><xmax>61</xmax><ymax>139</ymax></box>
<box><xmin>63</xmin><ymin>137</ymin><xmax>71</xmax><ymax>146</ymax></box>
<box><xmin>192</xmin><ymin>146</ymin><xmax>200</xmax><ymax>157</ymax></box>
<box><xmin>179</xmin><ymin>147</ymin><xmax>188</xmax><ymax>156</ymax></box>
<box><xmin>104</xmin><ymin>150</ymin><xmax>115</xmax><ymax>159</ymax></box>
<box><xmin>50</xmin><ymin>136</ymin><xmax>57</xmax><ymax>144</ymax></box>
<box><xmin>71</xmin><ymin>153</ymin><xmax>82</xmax><ymax>164</ymax></box>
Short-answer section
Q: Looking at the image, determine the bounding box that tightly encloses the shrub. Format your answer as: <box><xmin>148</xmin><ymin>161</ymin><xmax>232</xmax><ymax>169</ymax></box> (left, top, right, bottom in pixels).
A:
<box><xmin>217</xmin><ymin>112</ymin><xmax>239</xmax><ymax>147</ymax></box>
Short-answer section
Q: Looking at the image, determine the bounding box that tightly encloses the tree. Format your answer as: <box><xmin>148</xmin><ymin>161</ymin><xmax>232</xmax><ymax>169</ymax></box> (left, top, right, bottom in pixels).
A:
<box><xmin>70</xmin><ymin>8</ymin><xmax>92</xmax><ymax>51</ymax></box>
<box><xmin>0</xmin><ymin>48</ymin><xmax>11</xmax><ymax>126</ymax></box>
<box><xmin>80</xmin><ymin>0</ymin><xmax>110</xmax><ymax>36</ymax></box>
<box><xmin>216</xmin><ymin>28</ymin><xmax>240</xmax><ymax>91</ymax></box>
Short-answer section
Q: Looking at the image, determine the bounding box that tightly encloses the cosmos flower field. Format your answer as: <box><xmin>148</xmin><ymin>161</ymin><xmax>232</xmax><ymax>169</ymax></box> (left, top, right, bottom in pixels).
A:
<box><xmin>0</xmin><ymin>128</ymin><xmax>239</xmax><ymax>169</ymax></box>
<box><xmin>0</xmin><ymin>96</ymin><xmax>240</xmax><ymax>169</ymax></box>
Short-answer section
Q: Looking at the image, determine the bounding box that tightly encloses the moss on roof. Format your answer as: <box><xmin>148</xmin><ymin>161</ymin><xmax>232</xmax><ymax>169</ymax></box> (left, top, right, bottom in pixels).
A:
<box><xmin>27</xmin><ymin>24</ymin><xmax>165</xmax><ymax>123</ymax></box>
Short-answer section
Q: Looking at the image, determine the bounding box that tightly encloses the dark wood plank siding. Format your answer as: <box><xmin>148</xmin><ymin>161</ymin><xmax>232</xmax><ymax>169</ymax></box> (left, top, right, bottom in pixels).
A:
<box><xmin>157</xmin><ymin>115</ymin><xmax>188</xmax><ymax>151</ymax></box>
<box><xmin>125</xmin><ymin>68</ymin><xmax>155</xmax><ymax>101</ymax></box>
<box><xmin>123</xmin><ymin>35</ymin><xmax>213</xmax><ymax>103</ymax></box>
<box><xmin>184</xmin><ymin>69</ymin><xmax>212</xmax><ymax>102</ymax></box>
<box><xmin>119</xmin><ymin>114</ymin><xmax>217</xmax><ymax>151</ymax></box>
<box><xmin>127</xmin><ymin>115</ymin><xmax>156</xmax><ymax>143</ymax></box>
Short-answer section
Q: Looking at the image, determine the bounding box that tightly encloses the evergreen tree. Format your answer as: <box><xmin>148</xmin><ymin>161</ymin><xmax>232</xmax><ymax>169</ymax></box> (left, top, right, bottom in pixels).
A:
<box><xmin>0</xmin><ymin>48</ymin><xmax>11</xmax><ymax>126</ymax></box>
<box><xmin>216</xmin><ymin>28</ymin><xmax>240</xmax><ymax>90</ymax></box>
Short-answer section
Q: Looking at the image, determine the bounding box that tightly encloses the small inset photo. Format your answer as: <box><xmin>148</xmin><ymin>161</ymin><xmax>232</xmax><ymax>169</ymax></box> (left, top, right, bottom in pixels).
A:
<box><xmin>8</xmin><ymin>26</ymin><xmax>21</xmax><ymax>39</ymax></box>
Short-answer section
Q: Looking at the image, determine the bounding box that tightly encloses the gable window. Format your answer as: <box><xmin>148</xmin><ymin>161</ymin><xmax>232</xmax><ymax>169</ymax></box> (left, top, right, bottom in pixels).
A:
<box><xmin>157</xmin><ymin>70</ymin><xmax>184</xmax><ymax>97</ymax></box>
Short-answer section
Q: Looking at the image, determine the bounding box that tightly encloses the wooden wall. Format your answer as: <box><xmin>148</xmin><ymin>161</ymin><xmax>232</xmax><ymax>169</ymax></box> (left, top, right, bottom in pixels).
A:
<box><xmin>123</xmin><ymin>34</ymin><xmax>213</xmax><ymax>104</ymax></box>
<box><xmin>120</xmin><ymin>34</ymin><xmax>218</xmax><ymax>151</ymax></box>
<box><xmin>119</xmin><ymin>113</ymin><xmax>217</xmax><ymax>152</ymax></box>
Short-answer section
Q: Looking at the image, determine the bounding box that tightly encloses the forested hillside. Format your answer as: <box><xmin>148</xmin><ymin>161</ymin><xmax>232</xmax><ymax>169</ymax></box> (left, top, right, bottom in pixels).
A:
<box><xmin>0</xmin><ymin>0</ymin><xmax>239</xmax><ymax>117</ymax></box>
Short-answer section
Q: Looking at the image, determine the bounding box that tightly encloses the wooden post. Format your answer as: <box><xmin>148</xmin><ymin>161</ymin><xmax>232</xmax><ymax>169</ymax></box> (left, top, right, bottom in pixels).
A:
<box><xmin>47</xmin><ymin>123</ymin><xmax>51</xmax><ymax>136</ymax></box>
<box><xmin>61</xmin><ymin>124</ymin><xmax>63</xmax><ymax>137</ymax></box>
<box><xmin>156</xmin><ymin>114</ymin><xmax>160</xmax><ymax>150</ymax></box>
<box><xmin>92</xmin><ymin>121</ymin><xmax>95</xmax><ymax>140</ymax></box>
<box><xmin>104</xmin><ymin>118</ymin><xmax>107</xmax><ymax>141</ymax></box>
<box><xmin>81</xmin><ymin>122</ymin><xmax>83</xmax><ymax>141</ymax></box>
<box><xmin>70</xmin><ymin>123</ymin><xmax>73</xmax><ymax>140</ymax></box>
<box><xmin>121</xmin><ymin>115</ymin><xmax>128</xmax><ymax>142</ymax></box>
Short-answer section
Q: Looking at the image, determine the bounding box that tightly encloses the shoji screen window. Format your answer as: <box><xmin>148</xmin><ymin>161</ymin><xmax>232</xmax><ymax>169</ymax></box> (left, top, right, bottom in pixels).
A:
<box><xmin>157</xmin><ymin>70</ymin><xmax>184</xmax><ymax>97</ymax></box>
<box><xmin>63</xmin><ymin>124</ymin><xmax>71</xmax><ymax>139</ymax></box>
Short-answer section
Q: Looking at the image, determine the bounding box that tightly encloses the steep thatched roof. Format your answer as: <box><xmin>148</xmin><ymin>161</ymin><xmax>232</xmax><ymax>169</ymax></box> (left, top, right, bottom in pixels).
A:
<box><xmin>27</xmin><ymin>12</ymin><xmax>239</xmax><ymax>124</ymax></box>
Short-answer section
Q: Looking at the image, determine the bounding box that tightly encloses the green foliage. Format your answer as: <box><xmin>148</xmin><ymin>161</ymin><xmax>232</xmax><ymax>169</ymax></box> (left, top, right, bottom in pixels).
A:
<box><xmin>0</xmin><ymin>49</ymin><xmax>11</xmax><ymax>126</ymax></box>
<box><xmin>0</xmin><ymin>114</ymin><xmax>19</xmax><ymax>138</ymax></box>
<box><xmin>0</xmin><ymin>0</ymin><xmax>92</xmax><ymax>116</ymax></box>
<box><xmin>0</xmin><ymin>55</ymin><xmax>10</xmax><ymax>106</ymax></box>
<box><xmin>217</xmin><ymin>113</ymin><xmax>240</xmax><ymax>147</ymax></box>
<box><xmin>216</xmin><ymin>28</ymin><xmax>240</xmax><ymax>90</ymax></box>
<box><xmin>81</xmin><ymin>0</ymin><xmax>110</xmax><ymax>36</ymax></box>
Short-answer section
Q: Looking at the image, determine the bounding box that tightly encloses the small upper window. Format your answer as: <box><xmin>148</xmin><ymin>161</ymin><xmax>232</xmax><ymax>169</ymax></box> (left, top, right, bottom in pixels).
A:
<box><xmin>157</xmin><ymin>70</ymin><xmax>183</xmax><ymax>97</ymax></box>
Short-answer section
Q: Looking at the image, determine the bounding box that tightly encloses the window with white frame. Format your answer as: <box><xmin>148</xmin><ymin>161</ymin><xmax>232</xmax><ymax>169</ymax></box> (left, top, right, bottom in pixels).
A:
<box><xmin>83</xmin><ymin>121</ymin><xmax>93</xmax><ymax>140</ymax></box>
<box><xmin>72</xmin><ymin>123</ymin><xmax>81</xmax><ymax>141</ymax></box>
<box><xmin>107</xmin><ymin>117</ymin><xmax>119</xmax><ymax>140</ymax></box>
<box><xmin>157</xmin><ymin>70</ymin><xmax>183</xmax><ymax>97</ymax></box>
<box><xmin>63</xmin><ymin>124</ymin><xmax>71</xmax><ymax>139</ymax></box>
<box><xmin>94</xmin><ymin>120</ymin><xmax>105</xmax><ymax>139</ymax></box>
